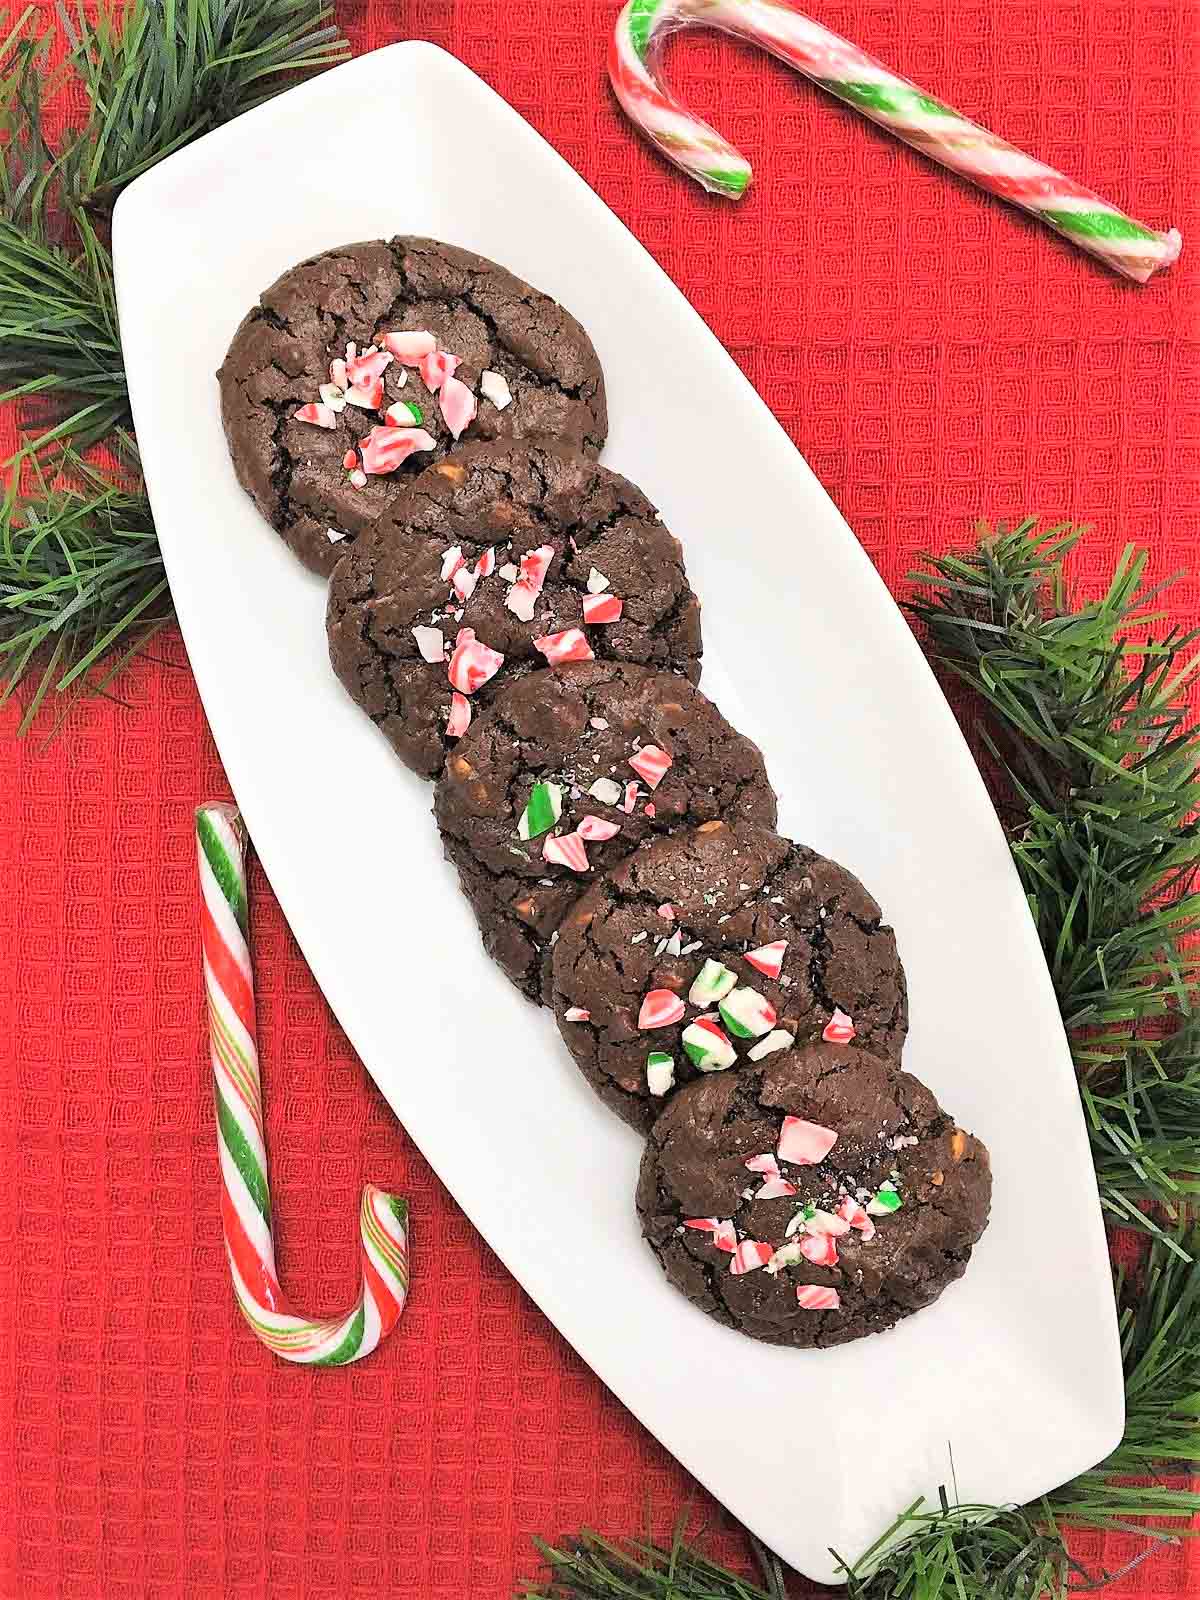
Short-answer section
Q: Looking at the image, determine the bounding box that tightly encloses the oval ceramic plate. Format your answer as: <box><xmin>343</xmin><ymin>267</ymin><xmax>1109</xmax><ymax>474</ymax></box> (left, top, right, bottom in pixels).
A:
<box><xmin>113</xmin><ymin>41</ymin><xmax>1122</xmax><ymax>1583</ymax></box>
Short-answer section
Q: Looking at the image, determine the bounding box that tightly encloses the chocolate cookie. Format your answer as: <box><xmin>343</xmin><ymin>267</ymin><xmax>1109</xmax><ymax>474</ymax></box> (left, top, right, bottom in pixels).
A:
<box><xmin>637</xmin><ymin>1044</ymin><xmax>991</xmax><ymax>1347</ymax></box>
<box><xmin>327</xmin><ymin>441</ymin><xmax>702</xmax><ymax>779</ymax></box>
<box><xmin>434</xmin><ymin>662</ymin><xmax>778</xmax><ymax>1002</ymax></box>
<box><xmin>218</xmin><ymin>237</ymin><xmax>607</xmax><ymax>574</ymax></box>
<box><xmin>549</xmin><ymin>819</ymin><xmax>908</xmax><ymax>1131</ymax></box>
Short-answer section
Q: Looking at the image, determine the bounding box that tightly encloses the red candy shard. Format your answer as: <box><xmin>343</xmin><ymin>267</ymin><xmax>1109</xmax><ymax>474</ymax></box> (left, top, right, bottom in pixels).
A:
<box><xmin>657</xmin><ymin>903</ymin><xmax>675</xmax><ymax>919</ymax></box>
<box><xmin>576</xmin><ymin>814</ymin><xmax>622</xmax><ymax>842</ymax></box>
<box><xmin>638</xmin><ymin>988</ymin><xmax>686</xmax><ymax>1029</ymax></box>
<box><xmin>745</xmin><ymin>1153</ymin><xmax>780</xmax><ymax>1175</ymax></box>
<box><xmin>745</xmin><ymin>940</ymin><xmax>788</xmax><ymax>980</ymax></box>
<box><xmin>564</xmin><ymin>1006</ymin><xmax>590</xmax><ymax>1022</ymax></box>
<box><xmin>294</xmin><ymin>402</ymin><xmax>336</xmax><ymax>428</ymax></box>
<box><xmin>342</xmin><ymin>448</ymin><xmax>358</xmax><ymax>470</ymax></box>
<box><xmin>729</xmin><ymin>1239</ymin><xmax>774</xmax><ymax>1275</ymax></box>
<box><xmin>445</xmin><ymin>691</ymin><xmax>472</xmax><ymax>738</ymax></box>
<box><xmin>835</xmin><ymin>1195</ymin><xmax>875</xmax><ymax>1240</ymax></box>
<box><xmin>582</xmin><ymin>592</ymin><xmax>623</xmax><ymax>624</ymax></box>
<box><xmin>518</xmin><ymin>545</ymin><xmax>554</xmax><ymax>593</ymax></box>
<box><xmin>344</xmin><ymin>377</ymin><xmax>384</xmax><ymax>410</ymax></box>
<box><xmin>475</xmin><ymin>547</ymin><xmax>496</xmax><ymax>577</ymax></box>
<box><xmin>383</xmin><ymin>329</ymin><xmax>437</xmax><ymax>363</ymax></box>
<box><xmin>542</xmin><ymin>831</ymin><xmax>590</xmax><ymax>873</ymax></box>
<box><xmin>796</xmin><ymin>1284</ymin><xmax>840</xmax><ymax>1311</ymax></box>
<box><xmin>756</xmin><ymin>1177</ymin><xmax>799</xmax><ymax>1199</ymax></box>
<box><xmin>358</xmin><ymin>426</ymin><xmax>436</xmax><ymax>475</ymax></box>
<box><xmin>420</xmin><ymin>349</ymin><xmax>459</xmax><ymax>392</ymax></box>
<box><xmin>621</xmin><ymin>782</ymin><xmax>640</xmax><ymax>814</ymax></box>
<box><xmin>447</xmin><ymin>628</ymin><xmax>504</xmax><ymax>694</ymax></box>
<box><xmin>798</xmin><ymin>1233</ymin><xmax>839</xmax><ymax>1268</ymax></box>
<box><xmin>345</xmin><ymin>349</ymin><xmax>393</xmax><ymax>388</ymax></box>
<box><xmin>627</xmin><ymin>744</ymin><xmax>672</xmax><ymax>789</ymax></box>
<box><xmin>822</xmin><ymin>1007</ymin><xmax>857</xmax><ymax>1044</ymax></box>
<box><xmin>777</xmin><ymin>1116</ymin><xmax>838</xmax><ymax>1167</ymax></box>
<box><xmin>533</xmin><ymin>627</ymin><xmax>594</xmax><ymax>665</ymax></box>
<box><xmin>439</xmin><ymin>372</ymin><xmax>477</xmax><ymax>439</ymax></box>
<box><xmin>452</xmin><ymin>565</ymin><xmax>478</xmax><ymax>602</ymax></box>
<box><xmin>683</xmin><ymin>1218</ymin><xmax>737</xmax><ymax>1253</ymax></box>
<box><xmin>330</xmin><ymin>357</ymin><xmax>349</xmax><ymax>389</ymax></box>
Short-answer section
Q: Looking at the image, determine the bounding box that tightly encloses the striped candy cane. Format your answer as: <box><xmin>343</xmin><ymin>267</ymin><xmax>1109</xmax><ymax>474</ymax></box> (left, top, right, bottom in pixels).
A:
<box><xmin>197</xmin><ymin>803</ymin><xmax>410</xmax><ymax>1364</ymax></box>
<box><xmin>610</xmin><ymin>0</ymin><xmax>1181</xmax><ymax>282</ymax></box>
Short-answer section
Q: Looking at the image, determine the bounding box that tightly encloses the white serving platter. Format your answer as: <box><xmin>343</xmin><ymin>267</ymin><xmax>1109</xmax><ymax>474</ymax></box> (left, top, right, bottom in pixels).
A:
<box><xmin>113</xmin><ymin>40</ymin><xmax>1123</xmax><ymax>1583</ymax></box>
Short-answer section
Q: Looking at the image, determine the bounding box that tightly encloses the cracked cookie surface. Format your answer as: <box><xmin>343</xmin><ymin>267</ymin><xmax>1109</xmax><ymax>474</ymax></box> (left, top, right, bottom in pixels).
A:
<box><xmin>637</xmin><ymin>1044</ymin><xmax>991</xmax><ymax>1347</ymax></box>
<box><xmin>327</xmin><ymin>441</ymin><xmax>702</xmax><ymax>779</ymax></box>
<box><xmin>549</xmin><ymin>819</ymin><xmax>908</xmax><ymax>1132</ymax></box>
<box><xmin>218</xmin><ymin>236</ymin><xmax>607</xmax><ymax>575</ymax></box>
<box><xmin>434</xmin><ymin>662</ymin><xmax>777</xmax><ymax>1003</ymax></box>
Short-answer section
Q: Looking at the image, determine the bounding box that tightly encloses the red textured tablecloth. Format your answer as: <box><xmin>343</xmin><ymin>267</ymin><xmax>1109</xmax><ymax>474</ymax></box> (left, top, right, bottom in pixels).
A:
<box><xmin>2</xmin><ymin>1</ymin><xmax>1198</xmax><ymax>1595</ymax></box>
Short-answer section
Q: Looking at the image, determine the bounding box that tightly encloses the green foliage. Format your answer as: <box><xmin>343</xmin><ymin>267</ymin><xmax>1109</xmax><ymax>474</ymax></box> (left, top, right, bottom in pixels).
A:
<box><xmin>0</xmin><ymin>0</ymin><xmax>348</xmax><ymax>707</ymax></box>
<box><xmin>907</xmin><ymin>522</ymin><xmax>1200</xmax><ymax>1248</ymax></box>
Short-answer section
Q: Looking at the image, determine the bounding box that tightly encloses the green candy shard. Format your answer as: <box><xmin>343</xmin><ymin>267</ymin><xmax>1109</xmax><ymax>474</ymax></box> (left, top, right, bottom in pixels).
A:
<box><xmin>1041</xmin><ymin>208</ymin><xmax>1158</xmax><ymax>245</ymax></box>
<box><xmin>628</xmin><ymin>0</ymin><xmax>664</xmax><ymax>60</ymax></box>
<box><xmin>393</xmin><ymin>400</ymin><xmax>424</xmax><ymax>424</ymax></box>
<box><xmin>867</xmin><ymin>1183</ymin><xmax>903</xmax><ymax>1216</ymax></box>
<box><xmin>518</xmin><ymin>781</ymin><xmax>562</xmax><ymax>840</ymax></box>
<box><xmin>688</xmin><ymin>958</ymin><xmax>736</xmax><ymax>1006</ymax></box>
<box><xmin>682</xmin><ymin>1036</ymin><xmax>711</xmax><ymax>1067</ymax></box>
<box><xmin>718</xmin><ymin>999</ymin><xmax>755</xmax><ymax>1039</ymax></box>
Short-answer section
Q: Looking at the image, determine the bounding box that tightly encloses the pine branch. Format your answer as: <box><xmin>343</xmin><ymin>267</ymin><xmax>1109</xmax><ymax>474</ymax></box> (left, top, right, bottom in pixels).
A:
<box><xmin>907</xmin><ymin>521</ymin><xmax>1200</xmax><ymax>1242</ymax></box>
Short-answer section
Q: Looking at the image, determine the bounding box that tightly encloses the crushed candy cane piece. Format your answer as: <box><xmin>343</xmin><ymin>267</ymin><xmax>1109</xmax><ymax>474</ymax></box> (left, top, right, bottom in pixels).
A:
<box><xmin>533</xmin><ymin>628</ymin><xmax>593</xmax><ymax>665</ymax></box>
<box><xmin>329</xmin><ymin>356</ymin><xmax>348</xmax><ymax>389</ymax></box>
<box><xmin>822</xmin><ymin>1007</ymin><xmax>857</xmax><ymax>1045</ymax></box>
<box><xmin>729</xmin><ymin>1240</ymin><xmax>774</xmax><ymax>1276</ymax></box>
<box><xmin>747</xmin><ymin>1028</ymin><xmax>795</xmax><ymax>1062</ymax></box>
<box><xmin>587</xmin><ymin>777</ymin><xmax>622</xmax><ymax>806</ymax></box>
<box><xmin>835</xmin><ymin>1196</ymin><xmax>875</xmax><ymax>1240</ymax></box>
<box><xmin>621</xmin><ymin>782</ymin><xmax>640</xmax><ymax>814</ymax></box>
<box><xmin>479</xmin><ymin>369</ymin><xmax>512</xmax><ymax>409</ymax></box>
<box><xmin>344</xmin><ymin>378</ymin><xmax>384</xmax><ymax>410</ymax></box>
<box><xmin>657</xmin><ymin>904</ymin><xmax>675</xmax><ymax>920</ymax></box>
<box><xmin>765</xmin><ymin>1240</ymin><xmax>805</xmax><ymax>1274</ymax></box>
<box><xmin>644</xmin><ymin>803</ymin><xmax>656</xmax><ymax>818</ymax></box>
<box><xmin>294</xmin><ymin>402</ymin><xmax>336</xmax><ymax>429</ymax></box>
<box><xmin>778</xmin><ymin>1117</ymin><xmax>839</xmax><ymax>1166</ymax></box>
<box><xmin>799</xmin><ymin>1233</ymin><xmax>839</xmax><ymax>1267</ymax></box>
<box><xmin>683</xmin><ymin>1218</ymin><xmax>736</xmax><ymax>1253</ymax></box>
<box><xmin>542</xmin><ymin>832</ymin><xmax>590</xmax><ymax>873</ymax></box>
<box><xmin>646</xmin><ymin>1051</ymin><xmax>675</xmax><ymax>1096</ymax></box>
<box><xmin>420</xmin><ymin>349</ymin><xmax>459</xmax><ymax>392</ymax></box>
<box><xmin>384</xmin><ymin>399</ymin><xmax>424</xmax><ymax>427</ymax></box>
<box><xmin>718</xmin><ymin>987</ymin><xmax>777</xmax><ymax>1039</ymax></box>
<box><xmin>497</xmin><ymin>563</ymin><xmax>519</xmax><ymax>582</ymax></box>
<box><xmin>663</xmin><ymin>930</ymin><xmax>682</xmax><ymax>957</ymax></box>
<box><xmin>411</xmin><ymin>625</ymin><xmax>445</xmax><ymax>664</ymax></box>
<box><xmin>475</xmin><ymin>547</ymin><xmax>496</xmax><ymax>577</ymax></box>
<box><xmin>586</xmin><ymin>567</ymin><xmax>610</xmax><ymax>593</ymax></box>
<box><xmin>590</xmin><ymin>717</ymin><xmax>609</xmax><ymax>730</ymax></box>
<box><xmin>359</xmin><ymin>426</ymin><xmax>436</xmax><ymax>474</ymax></box>
<box><xmin>627</xmin><ymin>744</ymin><xmax>672</xmax><ymax>790</ymax></box>
<box><xmin>518</xmin><ymin>782</ymin><xmax>564</xmax><ymax>841</ymax></box>
<box><xmin>689</xmin><ymin>959</ymin><xmax>738</xmax><ymax>1007</ymax></box>
<box><xmin>439</xmin><ymin>372</ymin><xmax>477</xmax><ymax>439</ymax></box>
<box><xmin>319</xmin><ymin>382</ymin><xmax>347</xmax><ymax>412</ymax></box>
<box><xmin>805</xmin><ymin>1209</ymin><xmax>851</xmax><ymax>1237</ymax></box>
<box><xmin>577</xmin><ymin>814</ymin><xmax>621</xmax><ymax>842</ymax></box>
<box><xmin>582</xmin><ymin>592</ymin><xmax>622</xmax><ymax>624</ymax></box>
<box><xmin>384</xmin><ymin>329</ymin><xmax>437</xmax><ymax>363</ymax></box>
<box><xmin>745</xmin><ymin>1153</ymin><xmax>781</xmax><ymax>1176</ymax></box>
<box><xmin>564</xmin><ymin>1006</ymin><xmax>591</xmax><ymax>1022</ymax></box>
<box><xmin>345</xmin><ymin>348</ymin><xmax>393</xmax><ymax>388</ymax></box>
<box><xmin>506</xmin><ymin>581</ymin><xmax>537</xmax><ymax>622</ymax></box>
<box><xmin>452</xmin><ymin>565</ymin><xmax>478</xmax><ymax>602</ymax></box>
<box><xmin>447</xmin><ymin>628</ymin><xmax>504</xmax><ymax>694</ymax></box>
<box><xmin>756</xmin><ymin>1177</ymin><xmax>800</xmax><ymax>1200</ymax></box>
<box><xmin>681</xmin><ymin>1015</ymin><xmax>737</xmax><ymax>1071</ymax></box>
<box><xmin>867</xmin><ymin>1182</ymin><xmax>903</xmax><ymax>1216</ymax></box>
<box><xmin>349</xmin><ymin>469</ymin><xmax>367</xmax><ymax>488</ymax></box>
<box><xmin>440</xmin><ymin>545</ymin><xmax>466</xmax><ymax>581</ymax></box>
<box><xmin>326</xmin><ymin>527</ymin><xmax>347</xmax><ymax>544</ymax></box>
<box><xmin>638</xmin><ymin>988</ymin><xmax>686</xmax><ymax>1029</ymax></box>
<box><xmin>796</xmin><ymin>1284</ymin><xmax>841</xmax><ymax>1311</ymax></box>
<box><xmin>745</xmin><ymin>940</ymin><xmax>788</xmax><ymax>981</ymax></box>
<box><xmin>445</xmin><ymin>692</ymin><xmax>472</xmax><ymax>737</ymax></box>
<box><xmin>342</xmin><ymin>449</ymin><xmax>358</xmax><ymax>471</ymax></box>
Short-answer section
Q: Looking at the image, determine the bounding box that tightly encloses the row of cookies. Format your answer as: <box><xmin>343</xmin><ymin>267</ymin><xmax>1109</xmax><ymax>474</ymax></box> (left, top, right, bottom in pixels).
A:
<box><xmin>219</xmin><ymin>236</ymin><xmax>991</xmax><ymax>1349</ymax></box>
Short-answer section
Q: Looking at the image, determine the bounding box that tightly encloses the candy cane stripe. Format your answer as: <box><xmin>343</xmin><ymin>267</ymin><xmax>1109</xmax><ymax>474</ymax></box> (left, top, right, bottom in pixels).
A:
<box><xmin>197</xmin><ymin>803</ymin><xmax>409</xmax><ymax>1366</ymax></box>
<box><xmin>610</xmin><ymin>0</ymin><xmax>1180</xmax><ymax>282</ymax></box>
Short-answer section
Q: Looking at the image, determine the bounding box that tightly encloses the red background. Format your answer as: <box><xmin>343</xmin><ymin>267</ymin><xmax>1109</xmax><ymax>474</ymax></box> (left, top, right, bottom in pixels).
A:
<box><xmin>2</xmin><ymin>1</ymin><xmax>1198</xmax><ymax>1594</ymax></box>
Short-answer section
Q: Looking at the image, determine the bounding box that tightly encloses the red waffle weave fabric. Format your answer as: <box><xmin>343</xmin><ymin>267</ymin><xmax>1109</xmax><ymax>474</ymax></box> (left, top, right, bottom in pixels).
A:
<box><xmin>1</xmin><ymin>1</ymin><xmax>1198</xmax><ymax>1595</ymax></box>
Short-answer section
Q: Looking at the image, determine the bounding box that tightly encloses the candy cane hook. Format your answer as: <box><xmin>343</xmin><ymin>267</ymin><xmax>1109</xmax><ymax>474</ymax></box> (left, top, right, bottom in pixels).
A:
<box><xmin>609</xmin><ymin>0</ymin><xmax>1180</xmax><ymax>282</ymax></box>
<box><xmin>197</xmin><ymin>803</ymin><xmax>410</xmax><ymax>1364</ymax></box>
